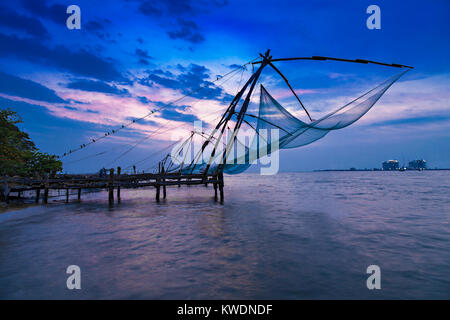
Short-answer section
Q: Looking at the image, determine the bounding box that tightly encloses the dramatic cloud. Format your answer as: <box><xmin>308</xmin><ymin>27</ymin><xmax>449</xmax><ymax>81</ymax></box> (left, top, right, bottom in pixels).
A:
<box><xmin>137</xmin><ymin>0</ymin><xmax>228</xmax><ymax>17</ymax></box>
<box><xmin>168</xmin><ymin>19</ymin><xmax>204</xmax><ymax>44</ymax></box>
<box><xmin>66</xmin><ymin>79</ymin><xmax>130</xmax><ymax>96</ymax></box>
<box><xmin>150</xmin><ymin>101</ymin><xmax>200</xmax><ymax>123</ymax></box>
<box><xmin>138</xmin><ymin>1</ymin><xmax>163</xmax><ymax>17</ymax></box>
<box><xmin>0</xmin><ymin>71</ymin><xmax>66</xmax><ymax>103</ymax></box>
<box><xmin>228</xmin><ymin>64</ymin><xmax>243</xmax><ymax>69</ymax></box>
<box><xmin>158</xmin><ymin>108</ymin><xmax>199</xmax><ymax>123</ymax></box>
<box><xmin>135</xmin><ymin>48</ymin><xmax>153</xmax><ymax>65</ymax></box>
<box><xmin>0</xmin><ymin>6</ymin><xmax>49</xmax><ymax>39</ymax></box>
<box><xmin>85</xmin><ymin>21</ymin><xmax>105</xmax><ymax>32</ymax></box>
<box><xmin>140</xmin><ymin>64</ymin><xmax>232</xmax><ymax>101</ymax></box>
<box><xmin>137</xmin><ymin>0</ymin><xmax>194</xmax><ymax>17</ymax></box>
<box><xmin>84</xmin><ymin>19</ymin><xmax>116</xmax><ymax>42</ymax></box>
<box><xmin>135</xmin><ymin>48</ymin><xmax>152</xmax><ymax>59</ymax></box>
<box><xmin>0</xmin><ymin>33</ymin><xmax>124</xmax><ymax>82</ymax></box>
<box><xmin>136</xmin><ymin>0</ymin><xmax>227</xmax><ymax>44</ymax></box>
<box><xmin>20</xmin><ymin>0</ymin><xmax>66</xmax><ymax>25</ymax></box>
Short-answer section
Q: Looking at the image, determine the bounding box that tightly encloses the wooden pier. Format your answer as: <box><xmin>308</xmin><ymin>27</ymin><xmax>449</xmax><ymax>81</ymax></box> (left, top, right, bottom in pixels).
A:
<box><xmin>0</xmin><ymin>167</ymin><xmax>225</xmax><ymax>205</ymax></box>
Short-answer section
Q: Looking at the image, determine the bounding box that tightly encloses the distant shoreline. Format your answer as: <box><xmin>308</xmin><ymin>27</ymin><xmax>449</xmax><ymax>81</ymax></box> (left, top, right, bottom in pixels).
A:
<box><xmin>313</xmin><ymin>168</ymin><xmax>450</xmax><ymax>172</ymax></box>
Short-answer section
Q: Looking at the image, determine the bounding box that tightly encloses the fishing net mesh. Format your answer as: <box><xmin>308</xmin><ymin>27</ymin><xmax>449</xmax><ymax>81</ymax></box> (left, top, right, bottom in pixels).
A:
<box><xmin>169</xmin><ymin>70</ymin><xmax>408</xmax><ymax>175</ymax></box>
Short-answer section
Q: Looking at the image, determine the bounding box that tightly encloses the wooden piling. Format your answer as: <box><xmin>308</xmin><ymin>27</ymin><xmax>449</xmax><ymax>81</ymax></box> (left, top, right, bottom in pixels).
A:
<box><xmin>117</xmin><ymin>167</ymin><xmax>121</xmax><ymax>203</ymax></box>
<box><xmin>213</xmin><ymin>177</ymin><xmax>218</xmax><ymax>202</ymax></box>
<box><xmin>77</xmin><ymin>188</ymin><xmax>81</xmax><ymax>201</ymax></box>
<box><xmin>43</xmin><ymin>189</ymin><xmax>48</xmax><ymax>203</ymax></box>
<box><xmin>35</xmin><ymin>188</ymin><xmax>40</xmax><ymax>203</ymax></box>
<box><xmin>162</xmin><ymin>164</ymin><xmax>166</xmax><ymax>199</ymax></box>
<box><xmin>65</xmin><ymin>188</ymin><xmax>69</xmax><ymax>203</ymax></box>
<box><xmin>43</xmin><ymin>177</ymin><xmax>49</xmax><ymax>204</ymax></box>
<box><xmin>156</xmin><ymin>163</ymin><xmax>161</xmax><ymax>202</ymax></box>
<box><xmin>108</xmin><ymin>168</ymin><xmax>114</xmax><ymax>205</ymax></box>
<box><xmin>155</xmin><ymin>180</ymin><xmax>160</xmax><ymax>202</ymax></box>
<box><xmin>4</xmin><ymin>182</ymin><xmax>9</xmax><ymax>204</ymax></box>
<box><xmin>218</xmin><ymin>172</ymin><xmax>224</xmax><ymax>203</ymax></box>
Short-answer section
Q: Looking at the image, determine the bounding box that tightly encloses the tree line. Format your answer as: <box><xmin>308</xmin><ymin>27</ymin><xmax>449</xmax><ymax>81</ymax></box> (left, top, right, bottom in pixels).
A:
<box><xmin>0</xmin><ymin>108</ymin><xmax>62</xmax><ymax>177</ymax></box>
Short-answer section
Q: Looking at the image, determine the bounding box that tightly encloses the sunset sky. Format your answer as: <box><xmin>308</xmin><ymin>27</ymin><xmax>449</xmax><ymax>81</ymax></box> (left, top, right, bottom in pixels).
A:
<box><xmin>0</xmin><ymin>0</ymin><xmax>449</xmax><ymax>173</ymax></box>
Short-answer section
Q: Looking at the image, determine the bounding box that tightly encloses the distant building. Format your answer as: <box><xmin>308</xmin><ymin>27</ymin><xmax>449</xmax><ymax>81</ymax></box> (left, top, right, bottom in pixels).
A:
<box><xmin>382</xmin><ymin>160</ymin><xmax>399</xmax><ymax>171</ymax></box>
<box><xmin>408</xmin><ymin>159</ymin><xmax>427</xmax><ymax>170</ymax></box>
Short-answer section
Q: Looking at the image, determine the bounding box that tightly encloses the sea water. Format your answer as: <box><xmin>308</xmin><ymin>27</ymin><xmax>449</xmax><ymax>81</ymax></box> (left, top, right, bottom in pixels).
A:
<box><xmin>0</xmin><ymin>171</ymin><xmax>449</xmax><ymax>299</ymax></box>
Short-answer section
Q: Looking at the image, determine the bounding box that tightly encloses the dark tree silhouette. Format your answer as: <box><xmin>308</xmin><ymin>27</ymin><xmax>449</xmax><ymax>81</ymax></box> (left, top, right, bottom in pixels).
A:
<box><xmin>0</xmin><ymin>108</ymin><xmax>62</xmax><ymax>177</ymax></box>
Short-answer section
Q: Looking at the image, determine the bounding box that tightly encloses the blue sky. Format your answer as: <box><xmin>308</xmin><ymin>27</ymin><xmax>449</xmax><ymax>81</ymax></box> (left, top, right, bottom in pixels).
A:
<box><xmin>0</xmin><ymin>0</ymin><xmax>449</xmax><ymax>173</ymax></box>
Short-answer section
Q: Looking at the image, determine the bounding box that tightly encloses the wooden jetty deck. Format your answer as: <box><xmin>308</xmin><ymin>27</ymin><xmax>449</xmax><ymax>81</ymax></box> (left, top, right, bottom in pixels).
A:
<box><xmin>0</xmin><ymin>167</ymin><xmax>225</xmax><ymax>205</ymax></box>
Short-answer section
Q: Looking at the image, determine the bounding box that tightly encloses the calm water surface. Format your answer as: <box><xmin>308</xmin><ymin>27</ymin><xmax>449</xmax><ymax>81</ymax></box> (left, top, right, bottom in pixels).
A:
<box><xmin>0</xmin><ymin>171</ymin><xmax>449</xmax><ymax>299</ymax></box>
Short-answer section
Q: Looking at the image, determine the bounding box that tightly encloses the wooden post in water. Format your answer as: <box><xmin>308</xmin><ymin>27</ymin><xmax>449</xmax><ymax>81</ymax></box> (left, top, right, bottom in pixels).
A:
<box><xmin>65</xmin><ymin>188</ymin><xmax>69</xmax><ymax>203</ymax></box>
<box><xmin>35</xmin><ymin>188</ymin><xmax>40</xmax><ymax>203</ymax></box>
<box><xmin>117</xmin><ymin>166</ymin><xmax>121</xmax><ymax>203</ymax></box>
<box><xmin>108</xmin><ymin>168</ymin><xmax>114</xmax><ymax>205</ymax></box>
<box><xmin>213</xmin><ymin>175</ymin><xmax>218</xmax><ymax>202</ymax></box>
<box><xmin>218</xmin><ymin>172</ymin><xmax>224</xmax><ymax>203</ymax></box>
<box><xmin>43</xmin><ymin>177</ymin><xmax>49</xmax><ymax>204</ymax></box>
<box><xmin>162</xmin><ymin>164</ymin><xmax>166</xmax><ymax>199</ymax></box>
<box><xmin>155</xmin><ymin>162</ymin><xmax>161</xmax><ymax>202</ymax></box>
<box><xmin>4</xmin><ymin>182</ymin><xmax>10</xmax><ymax>204</ymax></box>
<box><xmin>155</xmin><ymin>181</ymin><xmax>160</xmax><ymax>202</ymax></box>
<box><xmin>77</xmin><ymin>188</ymin><xmax>81</xmax><ymax>201</ymax></box>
